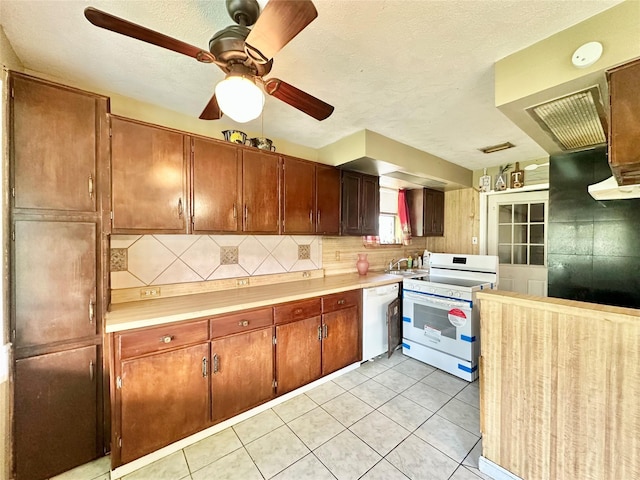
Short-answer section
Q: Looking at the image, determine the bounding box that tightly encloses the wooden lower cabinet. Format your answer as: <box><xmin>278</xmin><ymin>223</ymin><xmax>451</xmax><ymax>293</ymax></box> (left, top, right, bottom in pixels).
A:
<box><xmin>211</xmin><ymin>327</ymin><xmax>275</xmax><ymax>422</ymax></box>
<box><xmin>118</xmin><ymin>342</ymin><xmax>210</xmax><ymax>464</ymax></box>
<box><xmin>276</xmin><ymin>316</ymin><xmax>322</xmax><ymax>394</ymax></box>
<box><xmin>111</xmin><ymin>290</ymin><xmax>362</xmax><ymax>468</ymax></box>
<box><xmin>15</xmin><ymin>346</ymin><xmax>98</xmax><ymax>480</ymax></box>
<box><xmin>321</xmin><ymin>305</ymin><xmax>360</xmax><ymax>376</ymax></box>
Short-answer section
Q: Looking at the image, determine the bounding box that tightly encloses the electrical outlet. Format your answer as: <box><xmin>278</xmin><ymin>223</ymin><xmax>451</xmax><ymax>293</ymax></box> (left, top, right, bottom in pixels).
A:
<box><xmin>236</xmin><ymin>278</ymin><xmax>249</xmax><ymax>287</ymax></box>
<box><xmin>140</xmin><ymin>287</ymin><xmax>161</xmax><ymax>298</ymax></box>
<box><xmin>472</xmin><ymin>236</ymin><xmax>478</xmax><ymax>245</ymax></box>
<box><xmin>335</xmin><ymin>250</ymin><xmax>341</xmax><ymax>261</ymax></box>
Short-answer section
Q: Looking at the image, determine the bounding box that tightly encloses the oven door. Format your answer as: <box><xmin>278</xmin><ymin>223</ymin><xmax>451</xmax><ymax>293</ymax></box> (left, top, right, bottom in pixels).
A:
<box><xmin>402</xmin><ymin>290</ymin><xmax>477</xmax><ymax>360</ymax></box>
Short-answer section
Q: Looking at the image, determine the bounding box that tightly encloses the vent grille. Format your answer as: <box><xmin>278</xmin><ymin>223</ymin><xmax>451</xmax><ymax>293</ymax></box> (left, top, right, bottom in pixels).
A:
<box><xmin>526</xmin><ymin>86</ymin><xmax>607</xmax><ymax>150</ymax></box>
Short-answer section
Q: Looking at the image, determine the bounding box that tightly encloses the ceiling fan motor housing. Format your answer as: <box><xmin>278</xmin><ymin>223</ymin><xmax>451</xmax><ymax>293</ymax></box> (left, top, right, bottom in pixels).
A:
<box><xmin>209</xmin><ymin>25</ymin><xmax>272</xmax><ymax>76</ymax></box>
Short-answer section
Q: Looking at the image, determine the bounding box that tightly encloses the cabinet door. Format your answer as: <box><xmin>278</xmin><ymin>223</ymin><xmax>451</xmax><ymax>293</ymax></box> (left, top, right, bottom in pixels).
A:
<box><xmin>387</xmin><ymin>297</ymin><xmax>401</xmax><ymax>358</ymax></box>
<box><xmin>242</xmin><ymin>150</ymin><xmax>280</xmax><ymax>233</ymax></box>
<box><xmin>282</xmin><ymin>156</ymin><xmax>315</xmax><ymax>234</ymax></box>
<box><xmin>276</xmin><ymin>316</ymin><xmax>322</xmax><ymax>395</ymax></box>
<box><xmin>211</xmin><ymin>327</ymin><xmax>274</xmax><ymax>422</ymax></box>
<box><xmin>316</xmin><ymin>165</ymin><xmax>341</xmax><ymax>235</ymax></box>
<box><xmin>111</xmin><ymin>117</ymin><xmax>187</xmax><ymax>233</ymax></box>
<box><xmin>406</xmin><ymin>189</ymin><xmax>425</xmax><ymax>237</ymax></box>
<box><xmin>192</xmin><ymin>138</ymin><xmax>241</xmax><ymax>232</ymax></box>
<box><xmin>608</xmin><ymin>58</ymin><xmax>640</xmax><ymax>185</ymax></box>
<box><xmin>425</xmin><ymin>188</ymin><xmax>444</xmax><ymax>236</ymax></box>
<box><xmin>361</xmin><ymin>174</ymin><xmax>380</xmax><ymax>235</ymax></box>
<box><xmin>14</xmin><ymin>220</ymin><xmax>97</xmax><ymax>348</ymax></box>
<box><xmin>321</xmin><ymin>305</ymin><xmax>360</xmax><ymax>376</ymax></box>
<box><xmin>15</xmin><ymin>346</ymin><xmax>98</xmax><ymax>480</ymax></box>
<box><xmin>119</xmin><ymin>343</ymin><xmax>209</xmax><ymax>464</ymax></box>
<box><xmin>340</xmin><ymin>171</ymin><xmax>362</xmax><ymax>235</ymax></box>
<box><xmin>11</xmin><ymin>74</ymin><xmax>98</xmax><ymax>212</ymax></box>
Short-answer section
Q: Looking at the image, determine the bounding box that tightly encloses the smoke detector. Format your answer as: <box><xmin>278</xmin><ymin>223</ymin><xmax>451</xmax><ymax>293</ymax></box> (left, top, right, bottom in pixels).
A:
<box><xmin>572</xmin><ymin>42</ymin><xmax>603</xmax><ymax>68</ymax></box>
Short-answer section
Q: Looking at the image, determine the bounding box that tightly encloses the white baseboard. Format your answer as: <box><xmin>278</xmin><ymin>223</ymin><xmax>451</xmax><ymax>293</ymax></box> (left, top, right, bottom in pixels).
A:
<box><xmin>110</xmin><ymin>362</ymin><xmax>360</xmax><ymax>479</ymax></box>
<box><xmin>479</xmin><ymin>456</ymin><xmax>523</xmax><ymax>480</ymax></box>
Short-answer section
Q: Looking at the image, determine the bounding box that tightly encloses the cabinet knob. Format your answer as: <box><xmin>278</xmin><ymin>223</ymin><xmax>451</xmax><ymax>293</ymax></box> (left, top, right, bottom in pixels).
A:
<box><xmin>238</xmin><ymin>320</ymin><xmax>249</xmax><ymax>327</ymax></box>
<box><xmin>294</xmin><ymin>308</ymin><xmax>303</xmax><ymax>315</ymax></box>
<box><xmin>337</xmin><ymin>299</ymin><xmax>346</xmax><ymax>305</ymax></box>
<box><xmin>160</xmin><ymin>335</ymin><xmax>174</xmax><ymax>344</ymax></box>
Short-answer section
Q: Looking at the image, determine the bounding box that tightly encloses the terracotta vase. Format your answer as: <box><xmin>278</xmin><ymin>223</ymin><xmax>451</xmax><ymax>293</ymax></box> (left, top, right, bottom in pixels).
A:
<box><xmin>356</xmin><ymin>253</ymin><xmax>369</xmax><ymax>275</ymax></box>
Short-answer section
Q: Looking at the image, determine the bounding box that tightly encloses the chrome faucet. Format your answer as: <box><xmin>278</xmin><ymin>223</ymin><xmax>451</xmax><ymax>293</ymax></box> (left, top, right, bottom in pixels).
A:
<box><xmin>388</xmin><ymin>258</ymin><xmax>409</xmax><ymax>271</ymax></box>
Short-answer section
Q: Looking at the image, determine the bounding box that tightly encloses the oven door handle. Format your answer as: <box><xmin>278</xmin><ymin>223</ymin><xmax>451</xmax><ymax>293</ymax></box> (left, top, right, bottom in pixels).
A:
<box><xmin>405</xmin><ymin>292</ymin><xmax>470</xmax><ymax>309</ymax></box>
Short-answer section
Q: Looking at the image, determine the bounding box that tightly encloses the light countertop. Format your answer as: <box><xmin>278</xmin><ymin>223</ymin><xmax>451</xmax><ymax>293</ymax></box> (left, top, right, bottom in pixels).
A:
<box><xmin>106</xmin><ymin>272</ymin><xmax>402</xmax><ymax>333</ymax></box>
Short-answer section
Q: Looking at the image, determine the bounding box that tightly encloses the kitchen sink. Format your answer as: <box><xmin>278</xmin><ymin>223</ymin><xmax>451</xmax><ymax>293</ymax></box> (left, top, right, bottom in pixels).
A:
<box><xmin>385</xmin><ymin>269</ymin><xmax>428</xmax><ymax>278</ymax></box>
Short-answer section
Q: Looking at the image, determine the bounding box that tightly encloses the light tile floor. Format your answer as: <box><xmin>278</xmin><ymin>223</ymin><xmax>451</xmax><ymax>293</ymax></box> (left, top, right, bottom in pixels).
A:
<box><xmin>52</xmin><ymin>354</ymin><xmax>492</xmax><ymax>480</ymax></box>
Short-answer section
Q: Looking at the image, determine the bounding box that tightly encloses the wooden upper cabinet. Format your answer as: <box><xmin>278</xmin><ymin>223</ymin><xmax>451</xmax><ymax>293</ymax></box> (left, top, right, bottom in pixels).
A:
<box><xmin>242</xmin><ymin>149</ymin><xmax>280</xmax><ymax>233</ymax></box>
<box><xmin>15</xmin><ymin>346</ymin><xmax>98</xmax><ymax>480</ymax></box>
<box><xmin>407</xmin><ymin>188</ymin><xmax>444</xmax><ymax>237</ymax></box>
<box><xmin>340</xmin><ymin>170</ymin><xmax>379</xmax><ymax>236</ymax></box>
<box><xmin>192</xmin><ymin>138</ymin><xmax>241</xmax><ymax>233</ymax></box>
<box><xmin>282</xmin><ymin>155</ymin><xmax>316</xmax><ymax>234</ymax></box>
<box><xmin>10</xmin><ymin>73</ymin><xmax>106</xmax><ymax>213</ymax></box>
<box><xmin>340</xmin><ymin>170</ymin><xmax>362</xmax><ymax>235</ymax></box>
<box><xmin>111</xmin><ymin>117</ymin><xmax>188</xmax><ymax>233</ymax></box>
<box><xmin>361</xmin><ymin>174</ymin><xmax>380</xmax><ymax>236</ymax></box>
<box><xmin>316</xmin><ymin>164</ymin><xmax>341</xmax><ymax>235</ymax></box>
<box><xmin>608</xmin><ymin>58</ymin><xmax>640</xmax><ymax>185</ymax></box>
<box><xmin>14</xmin><ymin>220</ymin><xmax>97</xmax><ymax>349</ymax></box>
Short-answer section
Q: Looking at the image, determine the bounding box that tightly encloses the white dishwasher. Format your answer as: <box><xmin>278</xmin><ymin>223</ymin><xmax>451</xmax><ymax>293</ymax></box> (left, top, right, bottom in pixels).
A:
<box><xmin>362</xmin><ymin>283</ymin><xmax>400</xmax><ymax>361</ymax></box>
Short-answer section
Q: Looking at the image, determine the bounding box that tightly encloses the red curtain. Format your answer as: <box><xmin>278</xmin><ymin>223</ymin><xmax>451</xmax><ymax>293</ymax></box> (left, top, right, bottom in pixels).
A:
<box><xmin>398</xmin><ymin>189</ymin><xmax>411</xmax><ymax>245</ymax></box>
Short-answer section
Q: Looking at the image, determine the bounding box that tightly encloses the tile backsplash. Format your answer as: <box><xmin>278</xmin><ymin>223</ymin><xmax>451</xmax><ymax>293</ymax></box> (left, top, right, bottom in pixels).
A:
<box><xmin>110</xmin><ymin>235</ymin><xmax>322</xmax><ymax>289</ymax></box>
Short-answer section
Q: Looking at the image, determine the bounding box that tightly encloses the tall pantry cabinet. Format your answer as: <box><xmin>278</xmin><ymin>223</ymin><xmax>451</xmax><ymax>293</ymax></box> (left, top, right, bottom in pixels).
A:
<box><xmin>9</xmin><ymin>72</ymin><xmax>110</xmax><ymax>480</ymax></box>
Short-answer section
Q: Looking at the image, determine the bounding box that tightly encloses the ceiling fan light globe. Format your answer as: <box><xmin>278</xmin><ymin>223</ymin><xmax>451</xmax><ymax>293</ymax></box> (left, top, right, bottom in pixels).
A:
<box><xmin>215</xmin><ymin>75</ymin><xmax>264</xmax><ymax>123</ymax></box>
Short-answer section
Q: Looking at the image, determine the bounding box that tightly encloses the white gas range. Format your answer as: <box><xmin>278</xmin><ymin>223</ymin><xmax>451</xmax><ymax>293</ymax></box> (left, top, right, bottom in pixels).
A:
<box><xmin>402</xmin><ymin>253</ymin><xmax>498</xmax><ymax>381</ymax></box>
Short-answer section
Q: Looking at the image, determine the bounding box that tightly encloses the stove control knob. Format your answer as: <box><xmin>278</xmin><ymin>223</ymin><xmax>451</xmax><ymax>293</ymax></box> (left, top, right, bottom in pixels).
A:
<box><xmin>454</xmin><ymin>292</ymin><xmax>461</xmax><ymax>298</ymax></box>
<box><xmin>447</xmin><ymin>290</ymin><xmax>454</xmax><ymax>296</ymax></box>
<box><xmin>429</xmin><ymin>288</ymin><xmax>436</xmax><ymax>294</ymax></box>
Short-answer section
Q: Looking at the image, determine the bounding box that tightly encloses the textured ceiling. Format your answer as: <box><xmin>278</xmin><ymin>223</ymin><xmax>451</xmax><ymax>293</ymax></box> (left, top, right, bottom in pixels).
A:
<box><xmin>0</xmin><ymin>0</ymin><xmax>623</xmax><ymax>171</ymax></box>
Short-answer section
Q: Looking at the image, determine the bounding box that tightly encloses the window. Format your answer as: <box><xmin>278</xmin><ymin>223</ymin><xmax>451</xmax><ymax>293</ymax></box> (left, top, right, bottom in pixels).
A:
<box><xmin>379</xmin><ymin>188</ymin><xmax>400</xmax><ymax>244</ymax></box>
<box><xmin>497</xmin><ymin>202</ymin><xmax>546</xmax><ymax>265</ymax></box>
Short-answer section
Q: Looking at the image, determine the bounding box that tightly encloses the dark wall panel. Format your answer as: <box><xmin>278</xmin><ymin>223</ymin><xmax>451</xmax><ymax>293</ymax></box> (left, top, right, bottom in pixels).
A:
<box><xmin>548</xmin><ymin>146</ymin><xmax>640</xmax><ymax>309</ymax></box>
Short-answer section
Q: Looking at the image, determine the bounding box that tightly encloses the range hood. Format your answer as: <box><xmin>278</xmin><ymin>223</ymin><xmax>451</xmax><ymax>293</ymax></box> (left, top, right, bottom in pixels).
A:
<box><xmin>588</xmin><ymin>175</ymin><xmax>640</xmax><ymax>200</ymax></box>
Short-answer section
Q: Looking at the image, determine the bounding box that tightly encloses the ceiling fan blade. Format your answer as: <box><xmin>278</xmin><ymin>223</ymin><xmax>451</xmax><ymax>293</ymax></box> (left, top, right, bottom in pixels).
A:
<box><xmin>84</xmin><ymin>7</ymin><xmax>215</xmax><ymax>63</ymax></box>
<box><xmin>264</xmin><ymin>79</ymin><xmax>333</xmax><ymax>121</ymax></box>
<box><xmin>199</xmin><ymin>93</ymin><xmax>222</xmax><ymax>120</ymax></box>
<box><xmin>245</xmin><ymin>0</ymin><xmax>317</xmax><ymax>62</ymax></box>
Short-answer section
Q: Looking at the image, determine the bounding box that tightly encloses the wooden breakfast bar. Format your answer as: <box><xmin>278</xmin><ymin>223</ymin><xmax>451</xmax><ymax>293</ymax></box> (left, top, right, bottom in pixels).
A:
<box><xmin>476</xmin><ymin>290</ymin><xmax>640</xmax><ymax>480</ymax></box>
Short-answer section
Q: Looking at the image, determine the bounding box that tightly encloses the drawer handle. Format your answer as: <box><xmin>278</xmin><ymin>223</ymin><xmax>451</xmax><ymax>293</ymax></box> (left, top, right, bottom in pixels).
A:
<box><xmin>238</xmin><ymin>320</ymin><xmax>249</xmax><ymax>327</ymax></box>
<box><xmin>160</xmin><ymin>335</ymin><xmax>174</xmax><ymax>344</ymax></box>
<box><xmin>337</xmin><ymin>299</ymin><xmax>346</xmax><ymax>305</ymax></box>
<box><xmin>294</xmin><ymin>308</ymin><xmax>303</xmax><ymax>315</ymax></box>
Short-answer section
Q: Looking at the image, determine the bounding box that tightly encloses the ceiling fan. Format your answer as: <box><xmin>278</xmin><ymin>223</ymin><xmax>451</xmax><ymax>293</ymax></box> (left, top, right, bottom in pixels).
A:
<box><xmin>84</xmin><ymin>0</ymin><xmax>334</xmax><ymax>123</ymax></box>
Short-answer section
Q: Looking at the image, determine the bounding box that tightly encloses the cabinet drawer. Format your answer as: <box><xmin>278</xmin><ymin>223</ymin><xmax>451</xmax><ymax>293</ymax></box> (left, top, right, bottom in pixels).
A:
<box><xmin>211</xmin><ymin>307</ymin><xmax>273</xmax><ymax>338</ymax></box>
<box><xmin>322</xmin><ymin>289</ymin><xmax>361</xmax><ymax>314</ymax></box>
<box><xmin>274</xmin><ymin>298</ymin><xmax>322</xmax><ymax>325</ymax></box>
<box><xmin>118</xmin><ymin>320</ymin><xmax>209</xmax><ymax>359</ymax></box>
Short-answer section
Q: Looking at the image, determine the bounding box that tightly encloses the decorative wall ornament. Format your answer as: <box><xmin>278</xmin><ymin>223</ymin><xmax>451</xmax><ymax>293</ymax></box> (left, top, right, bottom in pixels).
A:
<box><xmin>511</xmin><ymin>162</ymin><xmax>525</xmax><ymax>188</ymax></box>
<box><xmin>479</xmin><ymin>168</ymin><xmax>491</xmax><ymax>192</ymax></box>
<box><xmin>495</xmin><ymin>163</ymin><xmax>512</xmax><ymax>191</ymax></box>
